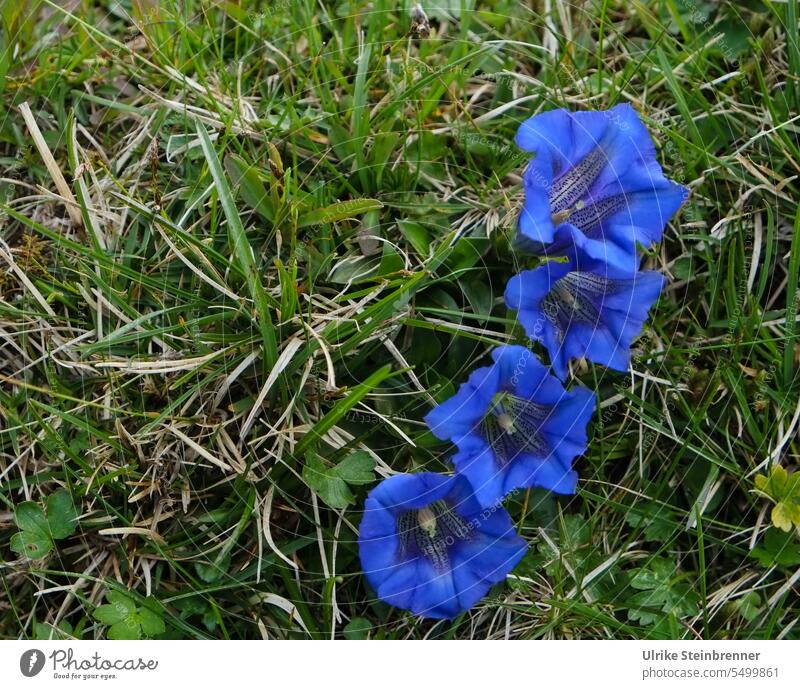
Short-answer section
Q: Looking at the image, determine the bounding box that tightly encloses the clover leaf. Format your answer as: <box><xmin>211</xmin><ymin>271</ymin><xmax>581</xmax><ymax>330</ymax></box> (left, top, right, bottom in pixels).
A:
<box><xmin>94</xmin><ymin>591</ymin><xmax>165</xmax><ymax>640</ymax></box>
<box><xmin>10</xmin><ymin>489</ymin><xmax>78</xmax><ymax>559</ymax></box>
<box><xmin>753</xmin><ymin>465</ymin><xmax>800</xmax><ymax>532</ymax></box>
<box><xmin>303</xmin><ymin>451</ymin><xmax>376</xmax><ymax>509</ymax></box>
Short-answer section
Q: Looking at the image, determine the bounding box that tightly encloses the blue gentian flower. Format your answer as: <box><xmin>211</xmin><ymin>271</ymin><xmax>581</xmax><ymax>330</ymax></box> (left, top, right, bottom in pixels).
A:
<box><xmin>358</xmin><ymin>472</ymin><xmax>526</xmax><ymax>620</ymax></box>
<box><xmin>424</xmin><ymin>346</ymin><xmax>595</xmax><ymax>507</ymax></box>
<box><xmin>505</xmin><ymin>242</ymin><xmax>666</xmax><ymax>380</ymax></box>
<box><xmin>515</xmin><ymin>104</ymin><xmax>688</xmax><ymax>270</ymax></box>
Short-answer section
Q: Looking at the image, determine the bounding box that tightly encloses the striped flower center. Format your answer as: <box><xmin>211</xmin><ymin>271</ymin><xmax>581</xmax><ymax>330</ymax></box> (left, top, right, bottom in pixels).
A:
<box><xmin>548</xmin><ymin>146</ymin><xmax>627</xmax><ymax>232</ymax></box>
<box><xmin>397</xmin><ymin>500</ymin><xmax>473</xmax><ymax>572</ymax></box>
<box><xmin>541</xmin><ymin>271</ymin><xmax>612</xmax><ymax>340</ymax></box>
<box><xmin>480</xmin><ymin>392</ymin><xmax>551</xmax><ymax>465</ymax></box>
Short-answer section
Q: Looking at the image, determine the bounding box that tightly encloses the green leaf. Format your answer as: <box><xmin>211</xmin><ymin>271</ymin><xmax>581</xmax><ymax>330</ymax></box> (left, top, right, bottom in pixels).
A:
<box><xmin>224</xmin><ymin>154</ymin><xmax>275</xmax><ymax>221</ymax></box>
<box><xmin>303</xmin><ymin>454</ymin><xmax>354</xmax><ymax>509</ymax></box>
<box><xmin>34</xmin><ymin>620</ymin><xmax>74</xmax><ymax>640</ymax></box>
<box><xmin>108</xmin><ymin>621</ymin><xmax>140</xmax><ymax>640</ymax></box>
<box><xmin>331</xmin><ymin>451</ymin><xmax>375</xmax><ymax>485</ymax></box>
<box><xmin>625</xmin><ymin>503</ymin><xmax>676</xmax><ymax>542</ymax></box>
<box><xmin>294</xmin><ymin>364</ymin><xmax>395</xmax><ymax>456</ymax></box>
<box><xmin>772</xmin><ymin>502</ymin><xmax>794</xmax><ymax>532</ymax></box>
<box><xmin>754</xmin><ymin>465</ymin><xmax>800</xmax><ymax>531</ymax></box>
<box><xmin>297</xmin><ymin>199</ymin><xmax>384</xmax><ymax>229</ymax></box>
<box><xmin>397</xmin><ymin>220</ymin><xmax>430</xmax><ymax>255</ymax></box>
<box><xmin>95</xmin><ymin>591</ymin><xmax>138</xmax><ymax>627</ymax></box>
<box><xmin>343</xmin><ymin>617</ymin><xmax>372</xmax><ymax>640</ymax></box>
<box><xmin>93</xmin><ymin>604</ymin><xmax>128</xmax><ymax>626</ymax></box>
<box><xmin>107</xmin><ymin>591</ymin><xmax>137</xmax><ymax>615</ymax></box>
<box><xmin>139</xmin><ymin>601</ymin><xmax>166</xmax><ymax>637</ymax></box>
<box><xmin>735</xmin><ymin>592</ymin><xmax>762</xmax><ymax>622</ymax></box>
<box><xmin>10</xmin><ymin>530</ymin><xmax>52</xmax><ymax>558</ymax></box>
<box><xmin>458</xmin><ymin>277</ymin><xmax>493</xmax><ymax>319</ymax></box>
<box><xmin>751</xmin><ymin>527</ymin><xmax>800</xmax><ymax>567</ymax></box>
<box><xmin>627</xmin><ymin>558</ymin><xmax>699</xmax><ymax>625</ymax></box>
<box><xmin>194</xmin><ymin>554</ymin><xmax>232</xmax><ymax>583</ymax></box>
<box><xmin>14</xmin><ymin>501</ymin><xmax>50</xmax><ymax>537</ymax></box>
<box><xmin>11</xmin><ymin>502</ymin><xmax>53</xmax><ymax>558</ymax></box>
<box><xmin>94</xmin><ymin>590</ymin><xmax>165</xmax><ymax>640</ymax></box>
<box><xmin>195</xmin><ymin>122</ymin><xmax>278</xmax><ymax>371</ymax></box>
<box><xmin>46</xmin><ymin>490</ymin><xmax>78</xmax><ymax>540</ymax></box>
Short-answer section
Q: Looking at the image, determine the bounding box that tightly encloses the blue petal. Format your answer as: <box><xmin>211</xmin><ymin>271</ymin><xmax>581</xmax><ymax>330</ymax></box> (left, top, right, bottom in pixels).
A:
<box><xmin>515</xmin><ymin>108</ymin><xmax>608</xmax><ymax>245</ymax></box>
<box><xmin>409</xmin><ymin>560</ymin><xmax>462</xmax><ymax>619</ymax></box>
<box><xmin>374</xmin><ymin>559</ymin><xmax>420</xmax><ymax>612</ymax></box>
<box><xmin>540</xmin><ymin>385</ymin><xmax>596</xmax><ymax>447</ymax></box>
<box><xmin>515</xmin><ymin>109</ymin><xmax>577</xmax><ymax>172</ymax></box>
<box><xmin>425</xmin><ymin>363</ymin><xmax>499</xmax><ymax>442</ymax></box>
<box><xmin>515</xmin><ymin>104</ymin><xmax>686</xmax><ymax>255</ymax></box>
<box><xmin>502</xmin><ymin>452</ymin><xmax>579</xmax><ymax>495</ymax></box>
<box><xmin>490</xmin><ymin>344</ymin><xmax>545</xmax><ymax>385</ymax></box>
<box><xmin>571</xmin><ymin>322</ymin><xmax>631</xmax><ymax>372</ymax></box>
<box><xmin>580</xmin><ymin>104</ymin><xmax>658</xmax><ymax>197</ymax></box>
<box><xmin>441</xmin><ymin>473</ymin><xmax>486</xmax><ymax>519</ymax></box>
<box><xmin>596</xmin><ymin>181</ymin><xmax>688</xmax><ymax>248</ymax></box>
<box><xmin>360</xmin><ymin>531</ymin><xmax>405</xmax><ymax>591</ymax></box>
<box><xmin>359</xmin><ymin>495</ymin><xmax>399</xmax><ymax>540</ymax></box>
<box><xmin>505</xmin><ymin>262</ymin><xmax>571</xmax><ymax>312</ymax></box>
<box><xmin>368</xmin><ymin>473</ymin><xmax>452</xmax><ymax>513</ymax></box>
<box><xmin>451</xmin><ymin>440</ymin><xmax>506</xmax><ymax>509</ymax></box>
<box><xmin>449</xmin><ymin>561</ymin><xmax>493</xmax><ymax>613</ymax></box>
<box><xmin>518</xmin><ymin>164</ymin><xmax>557</xmax><ymax>245</ymax></box>
<box><xmin>467</xmin><ymin>500</ymin><xmax>520</xmax><ymax>538</ymax></box>
<box><xmin>452</xmin><ymin>530</ymin><xmax>527</xmax><ymax>587</ymax></box>
<box><xmin>602</xmin><ymin>270</ymin><xmax>665</xmax><ymax>314</ymax></box>
<box><xmin>552</xmin><ymin>223</ymin><xmax>640</xmax><ymax>274</ymax></box>
<box><xmin>494</xmin><ymin>346</ymin><xmax>566</xmax><ymax>403</ymax></box>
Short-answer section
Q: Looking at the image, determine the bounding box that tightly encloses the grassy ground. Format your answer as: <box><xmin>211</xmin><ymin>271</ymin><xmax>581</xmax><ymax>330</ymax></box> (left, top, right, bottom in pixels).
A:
<box><xmin>0</xmin><ymin>0</ymin><xmax>799</xmax><ymax>640</ymax></box>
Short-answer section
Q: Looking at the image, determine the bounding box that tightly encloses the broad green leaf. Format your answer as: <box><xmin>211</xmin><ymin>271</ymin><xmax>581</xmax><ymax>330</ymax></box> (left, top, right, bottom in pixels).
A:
<box><xmin>194</xmin><ymin>554</ymin><xmax>232</xmax><ymax>584</ymax></box>
<box><xmin>95</xmin><ymin>591</ymin><xmax>165</xmax><ymax>640</ymax></box>
<box><xmin>303</xmin><ymin>454</ymin><xmax>354</xmax><ymax>509</ymax></box>
<box><xmin>751</xmin><ymin>527</ymin><xmax>800</xmax><ymax>567</ymax></box>
<box><xmin>736</xmin><ymin>592</ymin><xmax>762</xmax><ymax>622</ymax></box>
<box><xmin>108</xmin><ymin>621</ymin><xmax>140</xmax><ymax>640</ymax></box>
<box><xmin>771</xmin><ymin>502</ymin><xmax>800</xmax><ymax>532</ymax></box>
<box><xmin>754</xmin><ymin>465</ymin><xmax>800</xmax><ymax>531</ymax></box>
<box><xmin>34</xmin><ymin>620</ymin><xmax>74</xmax><ymax>640</ymax></box>
<box><xmin>397</xmin><ymin>220</ymin><xmax>430</xmax><ymax>256</ymax></box>
<box><xmin>625</xmin><ymin>503</ymin><xmax>676</xmax><ymax>542</ymax></box>
<box><xmin>93</xmin><ymin>604</ymin><xmax>128</xmax><ymax>626</ymax></box>
<box><xmin>46</xmin><ymin>490</ymin><xmax>78</xmax><ymax>540</ymax></box>
<box><xmin>10</xmin><ymin>530</ymin><xmax>52</xmax><ymax>559</ymax></box>
<box><xmin>343</xmin><ymin>617</ymin><xmax>372</xmax><ymax>640</ymax></box>
<box><xmin>332</xmin><ymin>451</ymin><xmax>375</xmax><ymax>485</ymax></box>
<box><xmin>224</xmin><ymin>154</ymin><xmax>274</xmax><ymax>221</ymax></box>
<box><xmin>107</xmin><ymin>591</ymin><xmax>137</xmax><ymax>615</ymax></box>
<box><xmin>627</xmin><ymin>558</ymin><xmax>699</xmax><ymax>625</ymax></box>
<box><xmin>14</xmin><ymin>502</ymin><xmax>50</xmax><ymax>538</ymax></box>
<box><xmin>139</xmin><ymin>602</ymin><xmax>166</xmax><ymax>637</ymax></box>
<box><xmin>11</xmin><ymin>502</ymin><xmax>53</xmax><ymax>558</ymax></box>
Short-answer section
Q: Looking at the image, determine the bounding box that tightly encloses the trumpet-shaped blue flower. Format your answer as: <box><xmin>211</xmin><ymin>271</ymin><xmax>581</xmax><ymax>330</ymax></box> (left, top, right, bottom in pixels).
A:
<box><xmin>505</xmin><ymin>242</ymin><xmax>665</xmax><ymax>380</ymax></box>
<box><xmin>515</xmin><ymin>104</ymin><xmax>688</xmax><ymax>270</ymax></box>
<box><xmin>358</xmin><ymin>472</ymin><xmax>526</xmax><ymax>620</ymax></box>
<box><xmin>424</xmin><ymin>346</ymin><xmax>595</xmax><ymax>507</ymax></box>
